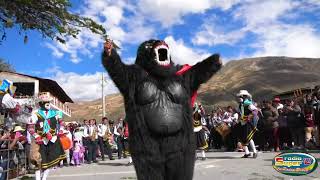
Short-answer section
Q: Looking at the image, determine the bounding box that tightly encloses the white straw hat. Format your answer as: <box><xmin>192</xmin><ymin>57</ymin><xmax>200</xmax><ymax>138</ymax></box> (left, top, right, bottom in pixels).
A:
<box><xmin>236</xmin><ymin>90</ymin><xmax>252</xmax><ymax>98</ymax></box>
<box><xmin>13</xmin><ymin>126</ymin><xmax>25</xmax><ymax>132</ymax></box>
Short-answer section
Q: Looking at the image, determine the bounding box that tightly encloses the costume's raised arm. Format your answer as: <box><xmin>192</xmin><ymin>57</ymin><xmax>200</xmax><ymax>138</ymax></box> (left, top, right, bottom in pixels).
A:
<box><xmin>188</xmin><ymin>54</ymin><xmax>222</xmax><ymax>91</ymax></box>
<box><xmin>102</xmin><ymin>42</ymin><xmax>130</xmax><ymax>95</ymax></box>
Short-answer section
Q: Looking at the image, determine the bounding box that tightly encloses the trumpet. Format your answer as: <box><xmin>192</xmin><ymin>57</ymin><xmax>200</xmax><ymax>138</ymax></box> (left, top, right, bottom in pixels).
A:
<box><xmin>91</xmin><ymin>126</ymin><xmax>97</xmax><ymax>141</ymax></box>
<box><xmin>103</xmin><ymin>131</ymin><xmax>113</xmax><ymax>142</ymax></box>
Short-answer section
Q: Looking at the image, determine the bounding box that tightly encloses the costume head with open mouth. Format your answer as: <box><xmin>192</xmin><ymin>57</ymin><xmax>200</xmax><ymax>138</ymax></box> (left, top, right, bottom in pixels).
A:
<box><xmin>135</xmin><ymin>39</ymin><xmax>177</xmax><ymax>77</ymax></box>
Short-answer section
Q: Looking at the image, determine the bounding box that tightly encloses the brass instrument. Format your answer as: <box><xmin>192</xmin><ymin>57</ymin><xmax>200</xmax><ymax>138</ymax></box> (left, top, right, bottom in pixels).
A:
<box><xmin>102</xmin><ymin>125</ymin><xmax>113</xmax><ymax>142</ymax></box>
<box><xmin>103</xmin><ymin>131</ymin><xmax>113</xmax><ymax>142</ymax></box>
<box><xmin>90</xmin><ymin>126</ymin><xmax>97</xmax><ymax>141</ymax></box>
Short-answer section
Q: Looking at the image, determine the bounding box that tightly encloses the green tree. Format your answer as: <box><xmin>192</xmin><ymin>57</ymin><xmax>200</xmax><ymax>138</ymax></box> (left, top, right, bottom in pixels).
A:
<box><xmin>0</xmin><ymin>0</ymin><xmax>106</xmax><ymax>44</ymax></box>
<box><xmin>0</xmin><ymin>58</ymin><xmax>15</xmax><ymax>72</ymax></box>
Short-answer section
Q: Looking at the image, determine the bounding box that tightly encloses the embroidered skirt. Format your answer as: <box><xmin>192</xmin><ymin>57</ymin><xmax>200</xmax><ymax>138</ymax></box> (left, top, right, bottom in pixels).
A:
<box><xmin>195</xmin><ymin>129</ymin><xmax>208</xmax><ymax>150</ymax></box>
<box><xmin>237</xmin><ymin>123</ymin><xmax>257</xmax><ymax>146</ymax></box>
<box><xmin>40</xmin><ymin>137</ymin><xmax>66</xmax><ymax>169</ymax></box>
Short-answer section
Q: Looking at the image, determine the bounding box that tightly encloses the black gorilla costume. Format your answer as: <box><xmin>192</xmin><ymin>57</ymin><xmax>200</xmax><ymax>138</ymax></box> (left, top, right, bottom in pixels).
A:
<box><xmin>102</xmin><ymin>40</ymin><xmax>221</xmax><ymax>180</ymax></box>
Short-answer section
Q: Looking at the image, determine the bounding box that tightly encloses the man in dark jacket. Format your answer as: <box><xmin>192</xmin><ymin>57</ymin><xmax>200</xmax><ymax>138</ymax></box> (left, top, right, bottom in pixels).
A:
<box><xmin>284</xmin><ymin>99</ymin><xmax>304</xmax><ymax>149</ymax></box>
<box><xmin>261</xmin><ymin>100</ymin><xmax>279</xmax><ymax>151</ymax></box>
<box><xmin>303</xmin><ymin>94</ymin><xmax>316</xmax><ymax>149</ymax></box>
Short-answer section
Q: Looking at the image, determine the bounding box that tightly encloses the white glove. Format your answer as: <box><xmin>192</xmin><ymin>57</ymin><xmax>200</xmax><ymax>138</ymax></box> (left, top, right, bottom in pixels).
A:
<box><xmin>1</xmin><ymin>93</ymin><xmax>17</xmax><ymax>109</ymax></box>
<box><xmin>248</xmin><ymin>104</ymin><xmax>258</xmax><ymax>111</ymax></box>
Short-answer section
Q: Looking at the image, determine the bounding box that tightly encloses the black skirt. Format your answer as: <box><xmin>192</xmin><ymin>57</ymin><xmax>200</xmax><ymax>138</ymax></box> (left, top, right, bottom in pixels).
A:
<box><xmin>237</xmin><ymin>123</ymin><xmax>257</xmax><ymax>146</ymax></box>
<box><xmin>40</xmin><ymin>137</ymin><xmax>66</xmax><ymax>169</ymax></box>
<box><xmin>195</xmin><ymin>129</ymin><xmax>208</xmax><ymax>150</ymax></box>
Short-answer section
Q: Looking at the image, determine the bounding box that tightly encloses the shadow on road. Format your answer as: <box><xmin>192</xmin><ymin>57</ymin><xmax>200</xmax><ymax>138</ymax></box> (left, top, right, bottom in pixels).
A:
<box><xmin>97</xmin><ymin>162</ymin><xmax>129</xmax><ymax>166</ymax></box>
<box><xmin>205</xmin><ymin>156</ymin><xmax>239</xmax><ymax>160</ymax></box>
<box><xmin>263</xmin><ymin>158</ymin><xmax>273</xmax><ymax>161</ymax></box>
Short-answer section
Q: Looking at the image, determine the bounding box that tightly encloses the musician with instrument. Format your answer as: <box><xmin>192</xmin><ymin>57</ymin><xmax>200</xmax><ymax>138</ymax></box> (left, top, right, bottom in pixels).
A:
<box><xmin>85</xmin><ymin>119</ymin><xmax>98</xmax><ymax>163</ymax></box>
<box><xmin>82</xmin><ymin>119</ymin><xmax>90</xmax><ymax>162</ymax></box>
<box><xmin>215</xmin><ymin>106</ymin><xmax>237</xmax><ymax>151</ymax></box>
<box><xmin>98</xmin><ymin>117</ymin><xmax>115</xmax><ymax>160</ymax></box>
<box><xmin>108</xmin><ymin>120</ymin><xmax>119</xmax><ymax>156</ymax></box>
<box><xmin>114</xmin><ymin>118</ymin><xmax>124</xmax><ymax>159</ymax></box>
<box><xmin>236</xmin><ymin>90</ymin><xmax>259</xmax><ymax>158</ymax></box>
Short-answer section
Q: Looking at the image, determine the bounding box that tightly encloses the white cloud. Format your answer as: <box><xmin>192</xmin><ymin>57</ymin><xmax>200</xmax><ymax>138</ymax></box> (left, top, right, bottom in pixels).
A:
<box><xmin>44</xmin><ymin>0</ymin><xmax>119</xmax><ymax>64</ymax></box>
<box><xmin>100</xmin><ymin>6</ymin><xmax>124</xmax><ymax>26</ymax></box>
<box><xmin>307</xmin><ymin>0</ymin><xmax>320</xmax><ymax>6</ymax></box>
<box><xmin>232</xmin><ymin>0</ymin><xmax>320</xmax><ymax>58</ymax></box>
<box><xmin>123</xmin><ymin>15</ymin><xmax>156</xmax><ymax>44</ymax></box>
<box><xmin>44</xmin><ymin>43</ymin><xmax>64</xmax><ymax>58</ymax></box>
<box><xmin>193</xmin><ymin>0</ymin><xmax>296</xmax><ymax>47</ymax></box>
<box><xmin>138</xmin><ymin>0</ymin><xmax>240</xmax><ymax>27</ymax></box>
<box><xmin>233</xmin><ymin>0</ymin><xmax>298</xmax><ymax>28</ymax></box>
<box><xmin>252</xmin><ymin>24</ymin><xmax>320</xmax><ymax>58</ymax></box>
<box><xmin>49</xmin><ymin>28</ymin><xmax>104</xmax><ymax>64</ymax></box>
<box><xmin>192</xmin><ymin>24</ymin><xmax>247</xmax><ymax>46</ymax></box>
<box><xmin>165</xmin><ymin>36</ymin><xmax>211</xmax><ymax>65</ymax></box>
<box><xmin>193</xmin><ymin>0</ymin><xmax>320</xmax><ymax>59</ymax></box>
<box><xmin>50</xmin><ymin>69</ymin><xmax>118</xmax><ymax>101</ymax></box>
<box><xmin>212</xmin><ymin>0</ymin><xmax>243</xmax><ymax>10</ymax></box>
<box><xmin>138</xmin><ymin>0</ymin><xmax>210</xmax><ymax>27</ymax></box>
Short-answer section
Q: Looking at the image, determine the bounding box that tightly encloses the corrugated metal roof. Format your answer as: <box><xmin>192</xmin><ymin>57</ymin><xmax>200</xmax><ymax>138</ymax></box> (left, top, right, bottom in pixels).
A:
<box><xmin>0</xmin><ymin>71</ymin><xmax>73</xmax><ymax>103</ymax></box>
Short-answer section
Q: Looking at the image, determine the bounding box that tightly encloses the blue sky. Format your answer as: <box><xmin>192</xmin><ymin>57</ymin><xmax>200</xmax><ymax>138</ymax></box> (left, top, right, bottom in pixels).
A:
<box><xmin>1</xmin><ymin>0</ymin><xmax>320</xmax><ymax>101</ymax></box>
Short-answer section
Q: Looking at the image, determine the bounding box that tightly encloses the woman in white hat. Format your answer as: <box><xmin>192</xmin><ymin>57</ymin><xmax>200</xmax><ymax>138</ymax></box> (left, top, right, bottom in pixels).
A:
<box><xmin>13</xmin><ymin>126</ymin><xmax>25</xmax><ymax>133</ymax></box>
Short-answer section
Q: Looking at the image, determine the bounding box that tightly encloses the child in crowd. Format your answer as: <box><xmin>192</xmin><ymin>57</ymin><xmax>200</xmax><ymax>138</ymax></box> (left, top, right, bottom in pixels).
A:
<box><xmin>72</xmin><ymin>128</ymin><xmax>85</xmax><ymax>167</ymax></box>
<box><xmin>72</xmin><ymin>140</ymin><xmax>82</xmax><ymax>167</ymax></box>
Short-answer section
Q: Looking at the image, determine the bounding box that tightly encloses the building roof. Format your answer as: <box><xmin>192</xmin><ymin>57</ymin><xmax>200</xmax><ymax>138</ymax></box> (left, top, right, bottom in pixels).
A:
<box><xmin>0</xmin><ymin>71</ymin><xmax>73</xmax><ymax>103</ymax></box>
<box><xmin>274</xmin><ymin>86</ymin><xmax>315</xmax><ymax>100</ymax></box>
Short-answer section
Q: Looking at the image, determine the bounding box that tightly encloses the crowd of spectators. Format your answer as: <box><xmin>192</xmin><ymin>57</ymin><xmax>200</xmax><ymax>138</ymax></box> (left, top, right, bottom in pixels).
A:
<box><xmin>0</xmin><ymin>116</ymin><xmax>130</xmax><ymax>179</ymax></box>
<box><xmin>202</xmin><ymin>92</ymin><xmax>320</xmax><ymax>152</ymax></box>
<box><xmin>0</xmin><ymin>91</ymin><xmax>319</xmax><ymax>179</ymax></box>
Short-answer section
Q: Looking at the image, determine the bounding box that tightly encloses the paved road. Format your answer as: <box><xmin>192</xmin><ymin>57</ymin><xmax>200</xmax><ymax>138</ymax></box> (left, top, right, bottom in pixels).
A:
<box><xmin>42</xmin><ymin>152</ymin><xmax>319</xmax><ymax>180</ymax></box>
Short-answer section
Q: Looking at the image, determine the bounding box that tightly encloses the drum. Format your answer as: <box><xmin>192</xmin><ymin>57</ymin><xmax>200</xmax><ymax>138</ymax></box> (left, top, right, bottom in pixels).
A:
<box><xmin>215</xmin><ymin>123</ymin><xmax>231</xmax><ymax>139</ymax></box>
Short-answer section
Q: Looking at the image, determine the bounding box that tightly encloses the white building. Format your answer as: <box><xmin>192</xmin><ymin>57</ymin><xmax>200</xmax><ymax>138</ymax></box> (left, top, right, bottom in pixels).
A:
<box><xmin>0</xmin><ymin>71</ymin><xmax>73</xmax><ymax>117</ymax></box>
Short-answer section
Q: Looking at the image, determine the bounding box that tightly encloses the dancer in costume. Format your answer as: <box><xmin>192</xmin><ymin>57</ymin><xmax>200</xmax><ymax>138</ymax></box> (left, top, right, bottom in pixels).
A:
<box><xmin>86</xmin><ymin>119</ymin><xmax>98</xmax><ymax>164</ymax></box>
<box><xmin>236</xmin><ymin>90</ymin><xmax>259</xmax><ymax>158</ymax></box>
<box><xmin>193</xmin><ymin>103</ymin><xmax>208</xmax><ymax>160</ymax></box>
<box><xmin>29</xmin><ymin>93</ymin><xmax>66</xmax><ymax>180</ymax></box>
<box><xmin>102</xmin><ymin>38</ymin><xmax>222</xmax><ymax>180</ymax></box>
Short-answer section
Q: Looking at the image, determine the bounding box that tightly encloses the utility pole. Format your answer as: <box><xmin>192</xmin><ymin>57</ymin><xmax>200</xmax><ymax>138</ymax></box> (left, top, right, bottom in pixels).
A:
<box><xmin>101</xmin><ymin>72</ymin><xmax>106</xmax><ymax>117</ymax></box>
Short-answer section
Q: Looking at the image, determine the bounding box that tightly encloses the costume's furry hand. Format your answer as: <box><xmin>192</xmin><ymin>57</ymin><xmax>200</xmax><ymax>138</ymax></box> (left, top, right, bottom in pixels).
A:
<box><xmin>104</xmin><ymin>40</ymin><xmax>113</xmax><ymax>56</ymax></box>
